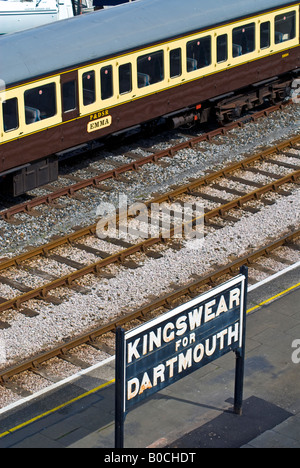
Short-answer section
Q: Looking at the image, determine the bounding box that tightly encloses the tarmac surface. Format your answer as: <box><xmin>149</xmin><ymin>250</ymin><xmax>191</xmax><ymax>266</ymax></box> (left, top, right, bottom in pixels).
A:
<box><xmin>0</xmin><ymin>263</ymin><xmax>299</xmax><ymax>449</ymax></box>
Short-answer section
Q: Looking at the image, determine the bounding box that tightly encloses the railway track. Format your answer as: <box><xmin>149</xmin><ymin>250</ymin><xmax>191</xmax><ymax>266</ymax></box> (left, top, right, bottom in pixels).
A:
<box><xmin>0</xmin><ymin>129</ymin><xmax>298</xmax><ymax>403</ymax></box>
<box><xmin>0</xmin><ymin>102</ymin><xmax>291</xmax><ymax>223</ymax></box>
<box><xmin>0</xmin><ymin>135</ymin><xmax>299</xmax><ymax>318</ymax></box>
<box><xmin>0</xmin><ymin>229</ymin><xmax>299</xmax><ymax>390</ymax></box>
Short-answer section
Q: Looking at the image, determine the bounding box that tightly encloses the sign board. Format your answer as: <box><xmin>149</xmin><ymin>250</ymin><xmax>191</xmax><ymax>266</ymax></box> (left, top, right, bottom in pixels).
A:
<box><xmin>115</xmin><ymin>267</ymin><xmax>248</xmax><ymax>447</ymax></box>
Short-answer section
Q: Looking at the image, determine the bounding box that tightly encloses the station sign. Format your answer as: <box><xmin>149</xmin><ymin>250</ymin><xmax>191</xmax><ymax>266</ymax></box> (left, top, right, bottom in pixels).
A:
<box><xmin>115</xmin><ymin>267</ymin><xmax>248</xmax><ymax>447</ymax></box>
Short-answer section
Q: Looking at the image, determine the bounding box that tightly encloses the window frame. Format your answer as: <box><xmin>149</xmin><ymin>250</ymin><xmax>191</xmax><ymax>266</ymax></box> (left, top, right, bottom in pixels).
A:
<box><xmin>100</xmin><ymin>65</ymin><xmax>114</xmax><ymax>101</ymax></box>
<box><xmin>2</xmin><ymin>97</ymin><xmax>19</xmax><ymax>133</ymax></box>
<box><xmin>24</xmin><ymin>81</ymin><xmax>57</xmax><ymax>126</ymax></box>
<box><xmin>232</xmin><ymin>22</ymin><xmax>256</xmax><ymax>58</ymax></box>
<box><xmin>217</xmin><ymin>34</ymin><xmax>228</xmax><ymax>64</ymax></box>
<box><xmin>119</xmin><ymin>62</ymin><xmax>133</xmax><ymax>95</ymax></box>
<box><xmin>186</xmin><ymin>35</ymin><xmax>212</xmax><ymax>72</ymax></box>
<box><xmin>137</xmin><ymin>49</ymin><xmax>165</xmax><ymax>88</ymax></box>
<box><xmin>62</xmin><ymin>80</ymin><xmax>77</xmax><ymax>114</ymax></box>
<box><xmin>82</xmin><ymin>70</ymin><xmax>96</xmax><ymax>106</ymax></box>
<box><xmin>274</xmin><ymin>10</ymin><xmax>296</xmax><ymax>44</ymax></box>
<box><xmin>169</xmin><ymin>47</ymin><xmax>182</xmax><ymax>79</ymax></box>
<box><xmin>260</xmin><ymin>21</ymin><xmax>271</xmax><ymax>50</ymax></box>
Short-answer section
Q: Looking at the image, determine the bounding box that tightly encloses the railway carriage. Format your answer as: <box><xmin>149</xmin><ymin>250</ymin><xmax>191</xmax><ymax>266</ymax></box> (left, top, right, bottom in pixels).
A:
<box><xmin>0</xmin><ymin>0</ymin><xmax>299</xmax><ymax>195</ymax></box>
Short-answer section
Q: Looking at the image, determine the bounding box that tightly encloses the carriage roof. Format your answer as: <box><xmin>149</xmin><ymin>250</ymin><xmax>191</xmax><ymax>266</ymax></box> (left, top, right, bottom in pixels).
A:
<box><xmin>0</xmin><ymin>0</ymin><xmax>295</xmax><ymax>86</ymax></box>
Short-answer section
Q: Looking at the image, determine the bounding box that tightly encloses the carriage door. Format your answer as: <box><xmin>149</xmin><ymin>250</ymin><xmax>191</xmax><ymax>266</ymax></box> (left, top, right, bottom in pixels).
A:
<box><xmin>60</xmin><ymin>70</ymin><xmax>79</xmax><ymax>122</ymax></box>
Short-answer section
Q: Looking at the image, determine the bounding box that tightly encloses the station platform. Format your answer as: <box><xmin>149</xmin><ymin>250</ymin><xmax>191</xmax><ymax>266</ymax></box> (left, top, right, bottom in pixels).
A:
<box><xmin>0</xmin><ymin>263</ymin><xmax>299</xmax><ymax>449</ymax></box>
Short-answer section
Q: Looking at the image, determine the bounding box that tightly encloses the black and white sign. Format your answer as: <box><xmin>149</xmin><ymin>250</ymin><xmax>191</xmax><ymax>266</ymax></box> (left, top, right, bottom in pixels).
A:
<box><xmin>115</xmin><ymin>269</ymin><xmax>248</xmax><ymax>448</ymax></box>
<box><xmin>124</xmin><ymin>274</ymin><xmax>246</xmax><ymax>410</ymax></box>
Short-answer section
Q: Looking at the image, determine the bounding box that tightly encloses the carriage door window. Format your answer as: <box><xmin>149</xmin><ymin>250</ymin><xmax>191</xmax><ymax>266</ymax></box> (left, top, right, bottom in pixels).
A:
<box><xmin>260</xmin><ymin>22</ymin><xmax>271</xmax><ymax>49</ymax></box>
<box><xmin>119</xmin><ymin>63</ymin><xmax>132</xmax><ymax>95</ymax></box>
<box><xmin>3</xmin><ymin>98</ymin><xmax>19</xmax><ymax>132</ymax></box>
<box><xmin>170</xmin><ymin>48</ymin><xmax>182</xmax><ymax>78</ymax></box>
<box><xmin>101</xmin><ymin>65</ymin><xmax>113</xmax><ymax>100</ymax></box>
<box><xmin>217</xmin><ymin>34</ymin><xmax>228</xmax><ymax>63</ymax></box>
<box><xmin>275</xmin><ymin>11</ymin><xmax>296</xmax><ymax>44</ymax></box>
<box><xmin>61</xmin><ymin>73</ymin><xmax>78</xmax><ymax>121</ymax></box>
<box><xmin>62</xmin><ymin>80</ymin><xmax>76</xmax><ymax>113</ymax></box>
<box><xmin>83</xmin><ymin>71</ymin><xmax>96</xmax><ymax>106</ymax></box>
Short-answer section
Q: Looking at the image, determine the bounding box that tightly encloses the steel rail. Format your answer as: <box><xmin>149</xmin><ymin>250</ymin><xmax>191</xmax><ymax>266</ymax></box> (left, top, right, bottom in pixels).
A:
<box><xmin>0</xmin><ymin>228</ymin><xmax>299</xmax><ymax>383</ymax></box>
<box><xmin>0</xmin><ymin>102</ymin><xmax>292</xmax><ymax>222</ymax></box>
<box><xmin>0</xmin><ymin>134</ymin><xmax>299</xmax><ymax>273</ymax></box>
<box><xmin>0</xmin><ymin>167</ymin><xmax>299</xmax><ymax>314</ymax></box>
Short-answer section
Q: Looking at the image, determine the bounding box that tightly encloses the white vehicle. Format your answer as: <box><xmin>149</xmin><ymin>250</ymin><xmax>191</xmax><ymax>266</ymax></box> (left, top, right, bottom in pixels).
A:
<box><xmin>0</xmin><ymin>0</ymin><xmax>75</xmax><ymax>35</ymax></box>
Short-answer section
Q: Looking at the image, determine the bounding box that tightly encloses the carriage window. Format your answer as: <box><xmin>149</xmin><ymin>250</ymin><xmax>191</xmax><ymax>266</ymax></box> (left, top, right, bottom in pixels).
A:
<box><xmin>24</xmin><ymin>83</ymin><xmax>56</xmax><ymax>124</ymax></box>
<box><xmin>119</xmin><ymin>63</ymin><xmax>132</xmax><ymax>95</ymax></box>
<box><xmin>137</xmin><ymin>50</ymin><xmax>164</xmax><ymax>88</ymax></box>
<box><xmin>101</xmin><ymin>65</ymin><xmax>113</xmax><ymax>100</ymax></box>
<box><xmin>170</xmin><ymin>48</ymin><xmax>182</xmax><ymax>78</ymax></box>
<box><xmin>275</xmin><ymin>11</ymin><xmax>296</xmax><ymax>44</ymax></box>
<box><xmin>62</xmin><ymin>81</ymin><xmax>76</xmax><ymax>112</ymax></box>
<box><xmin>83</xmin><ymin>71</ymin><xmax>95</xmax><ymax>106</ymax></box>
<box><xmin>260</xmin><ymin>22</ymin><xmax>271</xmax><ymax>49</ymax></box>
<box><xmin>217</xmin><ymin>34</ymin><xmax>228</xmax><ymax>63</ymax></box>
<box><xmin>3</xmin><ymin>98</ymin><xmax>19</xmax><ymax>132</ymax></box>
<box><xmin>187</xmin><ymin>36</ymin><xmax>211</xmax><ymax>72</ymax></box>
<box><xmin>232</xmin><ymin>23</ymin><xmax>255</xmax><ymax>57</ymax></box>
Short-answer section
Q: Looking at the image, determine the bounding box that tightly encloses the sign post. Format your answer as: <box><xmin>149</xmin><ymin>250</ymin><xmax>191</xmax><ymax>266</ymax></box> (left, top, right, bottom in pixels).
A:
<box><xmin>234</xmin><ymin>265</ymin><xmax>248</xmax><ymax>415</ymax></box>
<box><xmin>115</xmin><ymin>327</ymin><xmax>126</xmax><ymax>449</ymax></box>
<box><xmin>115</xmin><ymin>267</ymin><xmax>248</xmax><ymax>447</ymax></box>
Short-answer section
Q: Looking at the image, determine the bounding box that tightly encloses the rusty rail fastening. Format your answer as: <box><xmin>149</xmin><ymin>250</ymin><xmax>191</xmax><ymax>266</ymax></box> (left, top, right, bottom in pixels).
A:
<box><xmin>0</xmin><ymin>228</ymin><xmax>299</xmax><ymax>383</ymax></box>
<box><xmin>0</xmin><ymin>102</ymin><xmax>292</xmax><ymax>222</ymax></box>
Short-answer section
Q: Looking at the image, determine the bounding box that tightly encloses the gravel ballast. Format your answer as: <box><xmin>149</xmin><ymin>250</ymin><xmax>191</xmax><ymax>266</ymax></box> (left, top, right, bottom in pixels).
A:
<box><xmin>0</xmin><ymin>188</ymin><xmax>299</xmax><ymax>367</ymax></box>
<box><xmin>0</xmin><ymin>104</ymin><xmax>298</xmax><ymax>402</ymax></box>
